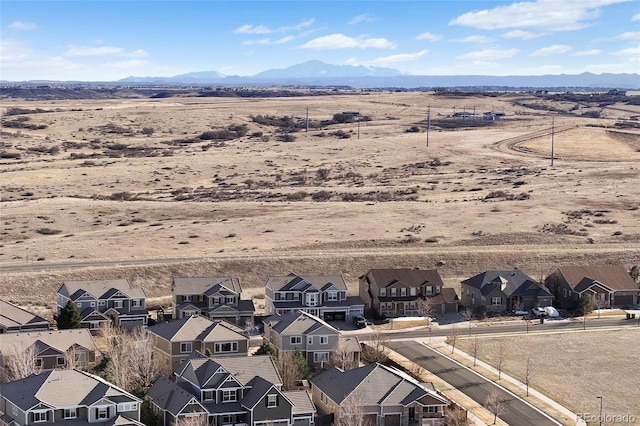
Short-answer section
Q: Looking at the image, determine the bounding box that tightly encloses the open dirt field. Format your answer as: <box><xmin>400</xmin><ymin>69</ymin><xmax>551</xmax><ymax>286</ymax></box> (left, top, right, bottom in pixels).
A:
<box><xmin>1</xmin><ymin>90</ymin><xmax>639</xmax><ymax>310</ymax></box>
<box><xmin>455</xmin><ymin>329</ymin><xmax>640</xmax><ymax>425</ymax></box>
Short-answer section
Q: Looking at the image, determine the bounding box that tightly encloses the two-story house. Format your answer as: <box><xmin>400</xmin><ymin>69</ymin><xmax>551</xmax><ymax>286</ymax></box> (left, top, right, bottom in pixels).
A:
<box><xmin>263</xmin><ymin>310</ymin><xmax>360</xmax><ymax>368</ymax></box>
<box><xmin>0</xmin><ymin>299</ymin><xmax>50</xmax><ymax>334</ymax></box>
<box><xmin>56</xmin><ymin>279</ymin><xmax>149</xmax><ymax>331</ymax></box>
<box><xmin>172</xmin><ymin>276</ymin><xmax>255</xmax><ymax>327</ymax></box>
<box><xmin>359</xmin><ymin>269</ymin><xmax>458</xmax><ymax>318</ymax></box>
<box><xmin>147</xmin><ymin>314</ymin><xmax>249</xmax><ymax>372</ymax></box>
<box><xmin>0</xmin><ymin>369</ymin><xmax>143</xmax><ymax>425</ymax></box>
<box><xmin>265</xmin><ymin>273</ymin><xmax>364</xmax><ymax>321</ymax></box>
<box><xmin>0</xmin><ymin>329</ymin><xmax>99</xmax><ymax>380</ymax></box>
<box><xmin>310</xmin><ymin>363</ymin><xmax>449</xmax><ymax>426</ymax></box>
<box><xmin>147</xmin><ymin>352</ymin><xmax>315</xmax><ymax>426</ymax></box>
<box><xmin>545</xmin><ymin>265</ymin><xmax>640</xmax><ymax>310</ymax></box>
<box><xmin>461</xmin><ymin>270</ymin><xmax>553</xmax><ymax>314</ymax></box>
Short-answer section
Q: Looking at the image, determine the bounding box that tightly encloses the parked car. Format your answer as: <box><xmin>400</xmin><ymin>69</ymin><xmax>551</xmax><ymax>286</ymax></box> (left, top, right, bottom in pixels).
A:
<box><xmin>531</xmin><ymin>307</ymin><xmax>547</xmax><ymax>316</ymax></box>
<box><xmin>355</xmin><ymin>318</ymin><xmax>373</xmax><ymax>329</ymax></box>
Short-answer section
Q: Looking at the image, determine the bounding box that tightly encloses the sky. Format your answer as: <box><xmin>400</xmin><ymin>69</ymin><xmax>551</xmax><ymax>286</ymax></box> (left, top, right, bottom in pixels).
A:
<box><xmin>1</xmin><ymin>0</ymin><xmax>639</xmax><ymax>81</ymax></box>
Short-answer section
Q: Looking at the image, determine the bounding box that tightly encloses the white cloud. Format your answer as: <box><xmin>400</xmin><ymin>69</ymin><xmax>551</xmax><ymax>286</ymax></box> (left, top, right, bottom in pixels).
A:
<box><xmin>64</xmin><ymin>45</ymin><xmax>148</xmax><ymax>57</ymax></box>
<box><xmin>501</xmin><ymin>30</ymin><xmax>543</xmax><ymax>40</ymax></box>
<box><xmin>530</xmin><ymin>44</ymin><xmax>572</xmax><ymax>56</ymax></box>
<box><xmin>416</xmin><ymin>32</ymin><xmax>442</xmax><ymax>41</ymax></box>
<box><xmin>244</xmin><ymin>36</ymin><xmax>296</xmax><ymax>46</ymax></box>
<box><xmin>234</xmin><ymin>24</ymin><xmax>272</xmax><ymax>35</ymax></box>
<box><xmin>572</xmin><ymin>49</ymin><xmax>601</xmax><ymax>56</ymax></box>
<box><xmin>450</xmin><ymin>0</ymin><xmax>627</xmax><ymax>31</ymax></box>
<box><xmin>457</xmin><ymin>48</ymin><xmax>519</xmax><ymax>60</ymax></box>
<box><xmin>454</xmin><ymin>35</ymin><xmax>492</xmax><ymax>43</ymax></box>
<box><xmin>611</xmin><ymin>46</ymin><xmax>640</xmax><ymax>57</ymax></box>
<box><xmin>9</xmin><ymin>21</ymin><xmax>37</xmax><ymax>31</ymax></box>
<box><xmin>349</xmin><ymin>13</ymin><xmax>374</xmax><ymax>25</ymax></box>
<box><xmin>366</xmin><ymin>50</ymin><xmax>430</xmax><ymax>66</ymax></box>
<box><xmin>615</xmin><ymin>31</ymin><xmax>640</xmax><ymax>40</ymax></box>
<box><xmin>299</xmin><ymin>34</ymin><xmax>396</xmax><ymax>49</ymax></box>
<box><xmin>632</xmin><ymin>13</ymin><xmax>640</xmax><ymax>21</ymax></box>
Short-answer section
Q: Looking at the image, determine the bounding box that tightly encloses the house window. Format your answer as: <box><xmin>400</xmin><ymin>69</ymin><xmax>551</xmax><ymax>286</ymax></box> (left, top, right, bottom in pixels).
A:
<box><xmin>90</xmin><ymin>322</ymin><xmax>100</xmax><ymax>329</ymax></box>
<box><xmin>222</xmin><ymin>415</ymin><xmax>234</xmax><ymax>424</ymax></box>
<box><xmin>275</xmin><ymin>293</ymin><xmax>281</xmax><ymax>301</ymax></box>
<box><xmin>225</xmin><ymin>296</ymin><xmax>235</xmax><ymax>304</ymax></box>
<box><xmin>562</xmin><ymin>288</ymin><xmax>568</xmax><ymax>297</ymax></box>
<box><xmin>131</xmin><ymin>299</ymin><xmax>141</xmax><ymax>308</ymax></box>
<box><xmin>90</xmin><ymin>302</ymin><xmax>96</xmax><ymax>307</ymax></box>
<box><xmin>113</xmin><ymin>300</ymin><xmax>123</xmax><ymax>309</ymax></box>
<box><xmin>64</xmin><ymin>408</ymin><xmax>77</xmax><ymax>419</ymax></box>
<box><xmin>308</xmin><ymin>336</ymin><xmax>313</xmax><ymax>345</ymax></box>
<box><xmin>57</xmin><ymin>357</ymin><xmax>65</xmax><ymax>366</ymax></box>
<box><xmin>222</xmin><ymin>390</ymin><xmax>237</xmax><ymax>402</ymax></box>
<box><xmin>598</xmin><ymin>293</ymin><xmax>606</xmax><ymax>301</ymax></box>
<box><xmin>390</xmin><ymin>288</ymin><xmax>397</xmax><ymax>297</ymax></box>
<box><xmin>291</xmin><ymin>336</ymin><xmax>302</xmax><ymax>345</ymax></box>
<box><xmin>35</xmin><ymin>358</ymin><xmax>43</xmax><ymax>367</ymax></box>
<box><xmin>314</xmin><ymin>352</ymin><xmax>330</xmax><ymax>362</ymax></box>
<box><xmin>75</xmin><ymin>351</ymin><xmax>87</xmax><ymax>362</ymax></box>
<box><xmin>327</xmin><ymin>292</ymin><xmax>338</xmax><ymax>301</ymax></box>
<box><xmin>99</xmin><ymin>300</ymin><xmax>106</xmax><ymax>306</ymax></box>
<box><xmin>97</xmin><ymin>407</ymin><xmax>108</xmax><ymax>419</ymax></box>
<box><xmin>426</xmin><ymin>286</ymin><xmax>433</xmax><ymax>295</ymax></box>
<box><xmin>180</xmin><ymin>342</ymin><xmax>192</xmax><ymax>353</ymax></box>
<box><xmin>319</xmin><ymin>336</ymin><xmax>329</xmax><ymax>345</ymax></box>
<box><xmin>203</xmin><ymin>391</ymin><xmax>214</xmax><ymax>401</ymax></box>
<box><xmin>215</xmin><ymin>342</ymin><xmax>238</xmax><ymax>353</ymax></box>
<box><xmin>410</xmin><ymin>288</ymin><xmax>417</xmax><ymax>296</ymax></box>
<box><xmin>184</xmin><ymin>295</ymin><xmax>192</xmax><ymax>302</ymax></box>
<box><xmin>32</xmin><ymin>411</ymin><xmax>48</xmax><ymax>423</ymax></box>
<box><xmin>436</xmin><ymin>286</ymin><xmax>441</xmax><ymax>294</ymax></box>
<box><xmin>267</xmin><ymin>394</ymin><xmax>278</xmax><ymax>408</ymax></box>
<box><xmin>118</xmin><ymin>403</ymin><xmax>136</xmax><ymax>412</ymax></box>
<box><xmin>77</xmin><ymin>302</ymin><xmax>82</xmax><ymax>308</ymax></box>
<box><xmin>306</xmin><ymin>293</ymin><xmax>318</xmax><ymax>307</ymax></box>
<box><xmin>401</xmin><ymin>288</ymin><xmax>407</xmax><ymax>296</ymax></box>
<box><xmin>491</xmin><ymin>297</ymin><xmax>502</xmax><ymax>305</ymax></box>
<box><xmin>380</xmin><ymin>288</ymin><xmax>386</xmax><ymax>297</ymax></box>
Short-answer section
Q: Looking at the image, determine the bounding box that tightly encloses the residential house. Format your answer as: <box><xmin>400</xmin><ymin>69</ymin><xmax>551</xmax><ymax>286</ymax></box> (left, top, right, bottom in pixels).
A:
<box><xmin>359</xmin><ymin>269</ymin><xmax>458</xmax><ymax>318</ymax></box>
<box><xmin>172</xmin><ymin>277</ymin><xmax>255</xmax><ymax>327</ymax></box>
<box><xmin>263</xmin><ymin>310</ymin><xmax>360</xmax><ymax>368</ymax></box>
<box><xmin>56</xmin><ymin>279</ymin><xmax>149</xmax><ymax>331</ymax></box>
<box><xmin>310</xmin><ymin>363</ymin><xmax>449</xmax><ymax>426</ymax></box>
<box><xmin>0</xmin><ymin>329</ymin><xmax>99</xmax><ymax>379</ymax></box>
<box><xmin>461</xmin><ymin>270</ymin><xmax>553</xmax><ymax>314</ymax></box>
<box><xmin>147</xmin><ymin>315</ymin><xmax>249</xmax><ymax>372</ymax></box>
<box><xmin>0</xmin><ymin>369</ymin><xmax>143</xmax><ymax>425</ymax></box>
<box><xmin>147</xmin><ymin>351</ymin><xmax>315</xmax><ymax>426</ymax></box>
<box><xmin>545</xmin><ymin>265</ymin><xmax>640</xmax><ymax>310</ymax></box>
<box><xmin>265</xmin><ymin>273</ymin><xmax>364</xmax><ymax>321</ymax></box>
<box><xmin>0</xmin><ymin>299</ymin><xmax>50</xmax><ymax>334</ymax></box>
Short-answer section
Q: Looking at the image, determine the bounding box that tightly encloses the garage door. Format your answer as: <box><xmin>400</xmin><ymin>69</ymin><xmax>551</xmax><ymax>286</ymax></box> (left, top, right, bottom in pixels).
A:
<box><xmin>384</xmin><ymin>414</ymin><xmax>401</xmax><ymax>426</ymax></box>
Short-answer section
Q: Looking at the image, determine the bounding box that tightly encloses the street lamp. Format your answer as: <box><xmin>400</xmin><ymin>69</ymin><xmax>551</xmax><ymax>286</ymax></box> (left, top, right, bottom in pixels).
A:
<box><xmin>596</xmin><ymin>396</ymin><xmax>603</xmax><ymax>426</ymax></box>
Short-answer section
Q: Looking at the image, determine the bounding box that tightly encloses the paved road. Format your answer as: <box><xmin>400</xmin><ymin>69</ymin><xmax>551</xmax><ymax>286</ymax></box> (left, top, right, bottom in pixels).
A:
<box><xmin>389</xmin><ymin>341</ymin><xmax>561</xmax><ymax>426</ymax></box>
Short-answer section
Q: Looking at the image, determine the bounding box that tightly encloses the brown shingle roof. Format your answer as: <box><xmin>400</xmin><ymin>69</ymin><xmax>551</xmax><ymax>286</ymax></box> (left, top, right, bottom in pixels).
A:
<box><xmin>365</xmin><ymin>269</ymin><xmax>444</xmax><ymax>288</ymax></box>
<box><xmin>557</xmin><ymin>265</ymin><xmax>637</xmax><ymax>291</ymax></box>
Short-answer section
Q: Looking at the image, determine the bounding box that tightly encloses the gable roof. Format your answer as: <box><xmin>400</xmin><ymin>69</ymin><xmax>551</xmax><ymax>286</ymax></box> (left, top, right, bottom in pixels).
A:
<box><xmin>241</xmin><ymin>376</ymin><xmax>282</xmax><ymax>410</ymax></box>
<box><xmin>147</xmin><ymin>376</ymin><xmax>206</xmax><ymax>416</ymax></box>
<box><xmin>172</xmin><ymin>277</ymin><xmax>242</xmax><ymax>296</ymax></box>
<box><xmin>147</xmin><ymin>315</ymin><xmax>247</xmax><ymax>343</ymax></box>
<box><xmin>2</xmin><ymin>369</ymin><xmax>139</xmax><ymax>411</ymax></box>
<box><xmin>0</xmin><ymin>329</ymin><xmax>98</xmax><ymax>357</ymax></box>
<box><xmin>58</xmin><ymin>279</ymin><xmax>146</xmax><ymax>300</ymax></box>
<box><xmin>214</xmin><ymin>355</ymin><xmax>282</xmax><ymax>387</ymax></box>
<box><xmin>461</xmin><ymin>271</ymin><xmax>546</xmax><ymax>297</ymax></box>
<box><xmin>555</xmin><ymin>265</ymin><xmax>638</xmax><ymax>292</ymax></box>
<box><xmin>284</xmin><ymin>390</ymin><xmax>316</xmax><ymax>415</ymax></box>
<box><xmin>364</xmin><ymin>269</ymin><xmax>444</xmax><ymax>289</ymax></box>
<box><xmin>267</xmin><ymin>310</ymin><xmax>339</xmax><ymax>336</ymax></box>
<box><xmin>0</xmin><ymin>299</ymin><xmax>50</xmax><ymax>331</ymax></box>
<box><xmin>266</xmin><ymin>273</ymin><xmax>347</xmax><ymax>292</ymax></box>
<box><xmin>310</xmin><ymin>363</ymin><xmax>448</xmax><ymax>407</ymax></box>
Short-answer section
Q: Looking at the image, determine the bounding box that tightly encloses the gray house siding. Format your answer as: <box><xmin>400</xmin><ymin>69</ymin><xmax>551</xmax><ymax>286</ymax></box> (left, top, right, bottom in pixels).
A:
<box><xmin>252</xmin><ymin>391</ymin><xmax>292</xmax><ymax>424</ymax></box>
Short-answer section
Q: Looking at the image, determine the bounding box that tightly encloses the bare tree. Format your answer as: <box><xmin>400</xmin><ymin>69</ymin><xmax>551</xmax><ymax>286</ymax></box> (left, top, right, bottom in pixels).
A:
<box><xmin>593</xmin><ymin>296</ymin><xmax>607</xmax><ymax>318</ymax></box>
<box><xmin>4</xmin><ymin>343</ymin><xmax>42</xmax><ymax>382</ymax></box>
<box><xmin>445</xmin><ymin>405</ymin><xmax>471</xmax><ymax>426</ymax></box>
<box><xmin>129</xmin><ymin>326</ymin><xmax>166</xmax><ymax>389</ymax></box>
<box><xmin>461</xmin><ymin>308</ymin><xmax>473</xmax><ymax>336</ymax></box>
<box><xmin>495</xmin><ymin>340</ymin><xmax>506</xmax><ymax>380</ymax></box>
<box><xmin>470</xmin><ymin>337</ymin><xmax>480</xmax><ymax>367</ymax></box>
<box><xmin>274</xmin><ymin>350</ymin><xmax>299</xmax><ymax>391</ymax></box>
<box><xmin>485</xmin><ymin>390</ymin><xmax>507</xmax><ymax>424</ymax></box>
<box><xmin>416</xmin><ymin>297</ymin><xmax>436</xmax><ymax>324</ymax></box>
<box><xmin>331</xmin><ymin>338</ymin><xmax>357</xmax><ymax>370</ymax></box>
<box><xmin>64</xmin><ymin>345</ymin><xmax>81</xmax><ymax>371</ymax></box>
<box><xmin>337</xmin><ymin>389</ymin><xmax>373</xmax><ymax>426</ymax></box>
<box><xmin>173</xmin><ymin>414</ymin><xmax>209</xmax><ymax>426</ymax></box>
<box><xmin>99</xmin><ymin>323</ymin><xmax>132</xmax><ymax>389</ymax></box>
<box><xmin>523</xmin><ymin>356</ymin><xmax>534</xmax><ymax>397</ymax></box>
<box><xmin>447</xmin><ymin>325</ymin><xmax>459</xmax><ymax>354</ymax></box>
<box><xmin>243</xmin><ymin>318</ymin><xmax>255</xmax><ymax>337</ymax></box>
<box><xmin>361</xmin><ymin>329</ymin><xmax>389</xmax><ymax>364</ymax></box>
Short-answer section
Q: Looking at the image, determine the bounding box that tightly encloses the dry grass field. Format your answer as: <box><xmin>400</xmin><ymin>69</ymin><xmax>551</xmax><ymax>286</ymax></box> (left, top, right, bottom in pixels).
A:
<box><xmin>455</xmin><ymin>329</ymin><xmax>640</xmax><ymax>425</ymax></box>
<box><xmin>1</xmin><ymin>89</ymin><xmax>639</xmax><ymax>313</ymax></box>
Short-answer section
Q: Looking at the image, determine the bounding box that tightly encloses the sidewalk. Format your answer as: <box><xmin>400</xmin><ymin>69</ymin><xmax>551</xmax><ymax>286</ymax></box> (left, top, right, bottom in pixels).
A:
<box><xmin>423</xmin><ymin>336</ymin><xmax>586</xmax><ymax>426</ymax></box>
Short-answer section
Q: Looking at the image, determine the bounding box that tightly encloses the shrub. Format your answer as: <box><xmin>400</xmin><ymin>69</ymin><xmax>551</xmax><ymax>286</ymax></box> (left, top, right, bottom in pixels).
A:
<box><xmin>286</xmin><ymin>191</ymin><xmax>307</xmax><ymax>201</ymax></box>
<box><xmin>311</xmin><ymin>191</ymin><xmax>332</xmax><ymax>201</ymax></box>
<box><xmin>35</xmin><ymin>228</ymin><xmax>62</xmax><ymax>235</ymax></box>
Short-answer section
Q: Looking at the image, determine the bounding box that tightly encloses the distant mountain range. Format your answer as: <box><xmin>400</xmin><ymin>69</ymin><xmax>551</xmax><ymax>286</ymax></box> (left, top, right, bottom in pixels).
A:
<box><xmin>117</xmin><ymin>61</ymin><xmax>639</xmax><ymax>89</ymax></box>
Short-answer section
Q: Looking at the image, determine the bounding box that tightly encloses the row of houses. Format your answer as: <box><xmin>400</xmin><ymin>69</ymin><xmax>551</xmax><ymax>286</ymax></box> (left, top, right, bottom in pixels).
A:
<box><xmin>2</xmin><ymin>265</ymin><xmax>638</xmax><ymax>337</ymax></box>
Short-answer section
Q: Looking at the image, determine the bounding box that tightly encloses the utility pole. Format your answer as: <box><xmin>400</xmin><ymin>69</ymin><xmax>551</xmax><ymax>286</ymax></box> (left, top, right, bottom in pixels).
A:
<box><xmin>426</xmin><ymin>105</ymin><xmax>430</xmax><ymax>147</ymax></box>
<box><xmin>306</xmin><ymin>107</ymin><xmax>309</xmax><ymax>132</ymax></box>
<box><xmin>357</xmin><ymin>120</ymin><xmax>360</xmax><ymax>140</ymax></box>
<box><xmin>551</xmin><ymin>116</ymin><xmax>555</xmax><ymax>166</ymax></box>
<box><xmin>596</xmin><ymin>396</ymin><xmax>603</xmax><ymax>426</ymax></box>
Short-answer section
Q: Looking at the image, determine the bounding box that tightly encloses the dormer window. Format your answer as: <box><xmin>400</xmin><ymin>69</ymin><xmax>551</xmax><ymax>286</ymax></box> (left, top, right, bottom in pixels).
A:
<box><xmin>113</xmin><ymin>300</ymin><xmax>123</xmax><ymax>309</ymax></box>
<box><xmin>436</xmin><ymin>286</ymin><xmax>441</xmax><ymax>294</ymax></box>
<box><xmin>426</xmin><ymin>286</ymin><xmax>433</xmax><ymax>295</ymax></box>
